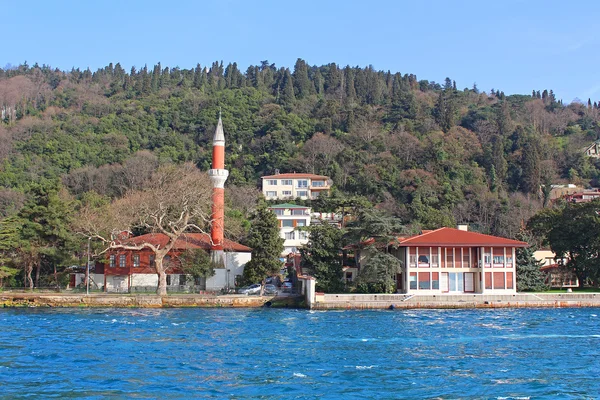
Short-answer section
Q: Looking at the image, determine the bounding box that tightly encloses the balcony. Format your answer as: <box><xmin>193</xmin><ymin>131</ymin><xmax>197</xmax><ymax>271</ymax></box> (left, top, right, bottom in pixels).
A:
<box><xmin>310</xmin><ymin>181</ymin><xmax>331</xmax><ymax>190</ymax></box>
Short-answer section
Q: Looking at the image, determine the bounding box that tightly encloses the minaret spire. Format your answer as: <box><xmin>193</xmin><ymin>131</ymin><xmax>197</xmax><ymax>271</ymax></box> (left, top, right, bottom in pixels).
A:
<box><xmin>208</xmin><ymin>112</ymin><xmax>229</xmax><ymax>264</ymax></box>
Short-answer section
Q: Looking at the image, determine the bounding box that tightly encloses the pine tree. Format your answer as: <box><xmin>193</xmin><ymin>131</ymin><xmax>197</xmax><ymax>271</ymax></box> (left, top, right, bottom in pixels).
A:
<box><xmin>292</xmin><ymin>58</ymin><xmax>313</xmax><ymax>99</ymax></box>
<box><xmin>515</xmin><ymin>232</ymin><xmax>548</xmax><ymax>292</ymax></box>
<box><xmin>300</xmin><ymin>222</ymin><xmax>344</xmax><ymax>292</ymax></box>
<box><xmin>278</xmin><ymin>69</ymin><xmax>295</xmax><ymax>108</ymax></box>
<box><xmin>241</xmin><ymin>203</ymin><xmax>284</xmax><ymax>285</ymax></box>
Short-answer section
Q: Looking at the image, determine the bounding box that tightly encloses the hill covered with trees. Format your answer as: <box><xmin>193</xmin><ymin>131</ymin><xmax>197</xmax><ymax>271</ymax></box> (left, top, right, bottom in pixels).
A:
<box><xmin>1</xmin><ymin>59</ymin><xmax>599</xmax><ymax>267</ymax></box>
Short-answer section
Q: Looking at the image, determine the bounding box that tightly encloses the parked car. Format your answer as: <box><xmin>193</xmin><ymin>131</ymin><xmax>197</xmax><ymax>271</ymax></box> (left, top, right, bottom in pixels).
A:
<box><xmin>282</xmin><ymin>282</ymin><xmax>293</xmax><ymax>292</ymax></box>
<box><xmin>263</xmin><ymin>284</ymin><xmax>278</xmax><ymax>295</ymax></box>
<box><xmin>238</xmin><ymin>283</ymin><xmax>261</xmax><ymax>295</ymax></box>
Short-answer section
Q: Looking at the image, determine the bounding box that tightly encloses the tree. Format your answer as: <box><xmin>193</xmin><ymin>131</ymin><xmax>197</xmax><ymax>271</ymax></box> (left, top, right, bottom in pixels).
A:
<box><xmin>76</xmin><ymin>163</ymin><xmax>213</xmax><ymax>296</ymax></box>
<box><xmin>527</xmin><ymin>201</ymin><xmax>600</xmax><ymax>288</ymax></box>
<box><xmin>515</xmin><ymin>232</ymin><xmax>548</xmax><ymax>292</ymax></box>
<box><xmin>241</xmin><ymin>202</ymin><xmax>284</xmax><ymax>286</ymax></box>
<box><xmin>300</xmin><ymin>222</ymin><xmax>344</xmax><ymax>292</ymax></box>
<box><xmin>355</xmin><ymin>250</ymin><xmax>402</xmax><ymax>293</ymax></box>
<box><xmin>178</xmin><ymin>249</ymin><xmax>216</xmax><ymax>281</ymax></box>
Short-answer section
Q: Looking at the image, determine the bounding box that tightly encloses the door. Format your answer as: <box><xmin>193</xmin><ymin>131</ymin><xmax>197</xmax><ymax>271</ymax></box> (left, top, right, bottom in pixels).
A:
<box><xmin>448</xmin><ymin>272</ymin><xmax>464</xmax><ymax>293</ymax></box>
<box><xmin>464</xmin><ymin>272</ymin><xmax>474</xmax><ymax>292</ymax></box>
<box><xmin>441</xmin><ymin>272</ymin><xmax>449</xmax><ymax>292</ymax></box>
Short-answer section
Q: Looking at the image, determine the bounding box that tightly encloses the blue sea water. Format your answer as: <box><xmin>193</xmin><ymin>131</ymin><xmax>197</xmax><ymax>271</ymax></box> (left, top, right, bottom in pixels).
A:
<box><xmin>0</xmin><ymin>308</ymin><xmax>599</xmax><ymax>399</ymax></box>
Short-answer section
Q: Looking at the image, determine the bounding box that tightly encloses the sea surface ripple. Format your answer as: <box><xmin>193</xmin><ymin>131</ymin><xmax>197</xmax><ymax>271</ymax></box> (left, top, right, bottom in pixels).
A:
<box><xmin>1</xmin><ymin>307</ymin><xmax>599</xmax><ymax>399</ymax></box>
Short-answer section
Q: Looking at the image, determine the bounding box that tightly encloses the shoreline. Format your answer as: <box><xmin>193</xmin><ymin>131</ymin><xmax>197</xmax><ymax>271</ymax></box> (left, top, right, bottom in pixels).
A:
<box><xmin>2</xmin><ymin>291</ymin><xmax>600</xmax><ymax>309</ymax></box>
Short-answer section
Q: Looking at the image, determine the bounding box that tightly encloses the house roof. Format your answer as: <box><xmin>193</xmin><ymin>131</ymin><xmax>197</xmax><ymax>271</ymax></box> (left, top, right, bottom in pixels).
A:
<box><xmin>262</xmin><ymin>173</ymin><xmax>329</xmax><ymax>180</ymax></box>
<box><xmin>269</xmin><ymin>203</ymin><xmax>309</xmax><ymax>209</ymax></box>
<box><xmin>396</xmin><ymin>227</ymin><xmax>528</xmax><ymax>247</ymax></box>
<box><xmin>116</xmin><ymin>233</ymin><xmax>251</xmax><ymax>252</ymax></box>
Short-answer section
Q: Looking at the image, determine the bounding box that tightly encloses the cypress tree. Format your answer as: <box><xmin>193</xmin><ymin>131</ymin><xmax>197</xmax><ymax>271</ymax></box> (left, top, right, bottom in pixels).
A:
<box><xmin>241</xmin><ymin>203</ymin><xmax>284</xmax><ymax>285</ymax></box>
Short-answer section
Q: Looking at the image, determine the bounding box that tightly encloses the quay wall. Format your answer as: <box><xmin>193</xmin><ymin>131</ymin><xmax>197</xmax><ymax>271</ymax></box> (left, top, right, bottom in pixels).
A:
<box><xmin>3</xmin><ymin>292</ymin><xmax>600</xmax><ymax>310</ymax></box>
<box><xmin>0</xmin><ymin>292</ymin><xmax>300</xmax><ymax>308</ymax></box>
<box><xmin>311</xmin><ymin>293</ymin><xmax>600</xmax><ymax>310</ymax></box>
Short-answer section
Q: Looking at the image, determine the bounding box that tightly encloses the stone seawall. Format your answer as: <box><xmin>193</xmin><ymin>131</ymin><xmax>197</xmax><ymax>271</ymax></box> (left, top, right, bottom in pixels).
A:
<box><xmin>0</xmin><ymin>293</ymin><xmax>301</xmax><ymax>308</ymax></box>
<box><xmin>312</xmin><ymin>293</ymin><xmax>600</xmax><ymax>310</ymax></box>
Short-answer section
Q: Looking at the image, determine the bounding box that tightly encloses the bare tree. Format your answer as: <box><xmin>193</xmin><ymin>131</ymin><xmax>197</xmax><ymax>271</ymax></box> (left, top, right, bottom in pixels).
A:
<box><xmin>76</xmin><ymin>163</ymin><xmax>213</xmax><ymax>296</ymax></box>
<box><xmin>114</xmin><ymin>150</ymin><xmax>159</xmax><ymax>195</ymax></box>
<box><xmin>300</xmin><ymin>132</ymin><xmax>345</xmax><ymax>174</ymax></box>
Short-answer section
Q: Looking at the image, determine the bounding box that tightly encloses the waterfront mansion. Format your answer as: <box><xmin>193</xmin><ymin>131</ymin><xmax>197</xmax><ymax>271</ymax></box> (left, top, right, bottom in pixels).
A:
<box><xmin>350</xmin><ymin>226</ymin><xmax>528</xmax><ymax>294</ymax></box>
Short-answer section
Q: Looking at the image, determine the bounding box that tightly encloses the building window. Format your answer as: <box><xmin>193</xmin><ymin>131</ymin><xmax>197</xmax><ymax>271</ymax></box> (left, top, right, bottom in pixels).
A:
<box><xmin>282</xmin><ymin>179</ymin><xmax>292</xmax><ymax>186</ymax></box>
<box><xmin>109</xmin><ymin>255</ymin><xmax>116</xmax><ymax>268</ymax></box>
<box><xmin>166</xmin><ymin>275</ymin><xmax>172</xmax><ymax>285</ymax></box>
<box><xmin>282</xmin><ymin>191</ymin><xmax>292</xmax><ymax>197</ymax></box>
<box><xmin>312</xmin><ymin>180</ymin><xmax>326</xmax><ymax>187</ymax></box>
<box><xmin>297</xmin><ymin>191</ymin><xmax>308</xmax><ymax>197</ymax></box>
<box><xmin>298</xmin><ymin>231</ymin><xmax>308</xmax><ymax>240</ymax></box>
<box><xmin>180</xmin><ymin>274</ymin><xmax>187</xmax><ymax>286</ymax></box>
<box><xmin>266</xmin><ymin>191</ymin><xmax>277</xmax><ymax>197</ymax></box>
<box><xmin>282</xmin><ymin>220</ymin><xmax>294</xmax><ymax>227</ymax></box>
<box><xmin>295</xmin><ymin>219</ymin><xmax>306</xmax><ymax>227</ymax></box>
<box><xmin>493</xmin><ymin>256</ymin><xmax>505</xmax><ymax>264</ymax></box>
<box><xmin>431</xmin><ymin>254</ymin><xmax>439</xmax><ymax>265</ymax></box>
<box><xmin>463</xmin><ymin>251</ymin><xmax>470</xmax><ymax>268</ymax></box>
<box><xmin>432</xmin><ymin>272</ymin><xmax>439</xmax><ymax>289</ymax></box>
<box><xmin>346</xmin><ymin>272</ymin><xmax>353</xmax><ymax>282</ymax></box>
<box><xmin>133</xmin><ymin>254</ymin><xmax>140</xmax><ymax>268</ymax></box>
<box><xmin>311</xmin><ymin>192</ymin><xmax>319</xmax><ymax>199</ymax></box>
<box><xmin>409</xmin><ymin>273</ymin><xmax>417</xmax><ymax>290</ymax></box>
<box><xmin>484</xmin><ymin>253</ymin><xmax>492</xmax><ymax>264</ymax></box>
<box><xmin>285</xmin><ymin>231</ymin><xmax>295</xmax><ymax>240</ymax></box>
<box><xmin>273</xmin><ymin>209</ymin><xmax>284</xmax><ymax>215</ymax></box>
<box><xmin>119</xmin><ymin>255</ymin><xmax>126</xmax><ymax>268</ymax></box>
<box><xmin>267</xmin><ymin>179</ymin><xmax>277</xmax><ymax>186</ymax></box>
<box><xmin>292</xmin><ymin>209</ymin><xmax>306</xmax><ymax>216</ymax></box>
<box><xmin>418</xmin><ymin>255</ymin><xmax>429</xmax><ymax>264</ymax></box>
<box><xmin>418</xmin><ymin>272</ymin><xmax>430</xmax><ymax>289</ymax></box>
<box><xmin>446</xmin><ymin>251</ymin><xmax>454</xmax><ymax>267</ymax></box>
<box><xmin>297</xmin><ymin>180</ymin><xmax>308</xmax><ymax>188</ymax></box>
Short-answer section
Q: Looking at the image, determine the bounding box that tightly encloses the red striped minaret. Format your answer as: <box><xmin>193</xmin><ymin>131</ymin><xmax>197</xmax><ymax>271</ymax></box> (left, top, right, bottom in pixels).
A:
<box><xmin>208</xmin><ymin>112</ymin><xmax>228</xmax><ymax>264</ymax></box>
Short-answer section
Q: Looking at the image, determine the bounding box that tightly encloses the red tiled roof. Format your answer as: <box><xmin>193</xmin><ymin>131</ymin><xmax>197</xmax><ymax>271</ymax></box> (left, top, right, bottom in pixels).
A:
<box><xmin>261</xmin><ymin>173</ymin><xmax>329</xmax><ymax>180</ymax></box>
<box><xmin>117</xmin><ymin>233</ymin><xmax>251</xmax><ymax>252</ymax></box>
<box><xmin>540</xmin><ymin>263</ymin><xmax>567</xmax><ymax>272</ymax></box>
<box><xmin>396</xmin><ymin>227</ymin><xmax>528</xmax><ymax>247</ymax></box>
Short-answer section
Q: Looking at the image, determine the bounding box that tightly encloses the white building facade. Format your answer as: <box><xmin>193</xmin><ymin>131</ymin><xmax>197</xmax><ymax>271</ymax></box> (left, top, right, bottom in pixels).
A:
<box><xmin>269</xmin><ymin>203</ymin><xmax>311</xmax><ymax>255</ymax></box>
<box><xmin>262</xmin><ymin>173</ymin><xmax>331</xmax><ymax>200</ymax></box>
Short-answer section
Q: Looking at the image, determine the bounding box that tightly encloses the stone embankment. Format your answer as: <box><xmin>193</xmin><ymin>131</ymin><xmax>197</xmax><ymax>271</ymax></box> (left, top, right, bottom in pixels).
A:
<box><xmin>312</xmin><ymin>292</ymin><xmax>600</xmax><ymax>310</ymax></box>
<box><xmin>0</xmin><ymin>292</ymin><xmax>302</xmax><ymax>308</ymax></box>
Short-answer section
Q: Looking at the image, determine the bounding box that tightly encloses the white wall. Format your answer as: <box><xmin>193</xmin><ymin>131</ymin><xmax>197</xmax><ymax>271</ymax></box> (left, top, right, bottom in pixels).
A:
<box><xmin>206</xmin><ymin>251</ymin><xmax>251</xmax><ymax>290</ymax></box>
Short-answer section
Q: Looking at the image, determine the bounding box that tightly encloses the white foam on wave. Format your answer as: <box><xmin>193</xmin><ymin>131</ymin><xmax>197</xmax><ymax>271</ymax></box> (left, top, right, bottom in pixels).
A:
<box><xmin>293</xmin><ymin>373</ymin><xmax>306</xmax><ymax>378</ymax></box>
<box><xmin>356</xmin><ymin>365</ymin><xmax>376</xmax><ymax>370</ymax></box>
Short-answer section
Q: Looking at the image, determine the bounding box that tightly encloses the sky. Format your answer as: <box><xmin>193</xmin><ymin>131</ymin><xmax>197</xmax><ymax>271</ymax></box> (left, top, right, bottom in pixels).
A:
<box><xmin>4</xmin><ymin>0</ymin><xmax>600</xmax><ymax>103</ymax></box>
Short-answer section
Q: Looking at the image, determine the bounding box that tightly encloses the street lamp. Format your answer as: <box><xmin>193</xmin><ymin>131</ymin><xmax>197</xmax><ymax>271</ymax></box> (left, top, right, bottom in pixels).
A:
<box><xmin>87</xmin><ymin>237</ymin><xmax>91</xmax><ymax>295</ymax></box>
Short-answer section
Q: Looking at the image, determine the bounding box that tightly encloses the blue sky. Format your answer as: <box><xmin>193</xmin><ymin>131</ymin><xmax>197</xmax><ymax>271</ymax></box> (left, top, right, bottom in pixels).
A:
<box><xmin>4</xmin><ymin>0</ymin><xmax>599</xmax><ymax>103</ymax></box>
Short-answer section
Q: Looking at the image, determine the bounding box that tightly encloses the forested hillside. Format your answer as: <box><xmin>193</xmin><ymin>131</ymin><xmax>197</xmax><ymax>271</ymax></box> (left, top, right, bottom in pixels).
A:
<box><xmin>1</xmin><ymin>59</ymin><xmax>599</xmax><ymax>241</ymax></box>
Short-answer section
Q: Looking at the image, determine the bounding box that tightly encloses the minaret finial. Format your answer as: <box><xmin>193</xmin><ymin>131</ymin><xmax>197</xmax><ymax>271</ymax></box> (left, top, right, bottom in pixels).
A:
<box><xmin>219</xmin><ymin>106</ymin><xmax>222</xmax><ymax>120</ymax></box>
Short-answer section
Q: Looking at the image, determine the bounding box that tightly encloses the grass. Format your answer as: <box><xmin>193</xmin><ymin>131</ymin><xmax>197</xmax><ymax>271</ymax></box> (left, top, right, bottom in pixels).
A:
<box><xmin>543</xmin><ymin>288</ymin><xmax>600</xmax><ymax>293</ymax></box>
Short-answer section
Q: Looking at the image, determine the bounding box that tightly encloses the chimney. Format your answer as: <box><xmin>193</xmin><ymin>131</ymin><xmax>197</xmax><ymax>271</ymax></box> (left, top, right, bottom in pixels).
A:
<box><xmin>457</xmin><ymin>224</ymin><xmax>468</xmax><ymax>231</ymax></box>
<box><xmin>275</xmin><ymin>169</ymin><xmax>280</xmax><ymax>175</ymax></box>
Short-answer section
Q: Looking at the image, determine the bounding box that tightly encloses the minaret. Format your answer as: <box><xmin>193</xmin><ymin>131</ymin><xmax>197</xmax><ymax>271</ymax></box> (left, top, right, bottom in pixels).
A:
<box><xmin>208</xmin><ymin>112</ymin><xmax>229</xmax><ymax>265</ymax></box>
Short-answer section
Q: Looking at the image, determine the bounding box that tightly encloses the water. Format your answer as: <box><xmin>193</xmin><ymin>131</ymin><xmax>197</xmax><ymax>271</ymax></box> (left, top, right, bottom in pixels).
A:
<box><xmin>1</xmin><ymin>308</ymin><xmax>599</xmax><ymax>399</ymax></box>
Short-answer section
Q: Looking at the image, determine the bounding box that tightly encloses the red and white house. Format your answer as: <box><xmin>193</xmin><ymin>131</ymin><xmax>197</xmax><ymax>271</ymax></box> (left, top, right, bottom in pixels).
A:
<box><xmin>102</xmin><ymin>233</ymin><xmax>251</xmax><ymax>293</ymax></box>
<box><xmin>355</xmin><ymin>226</ymin><xmax>528</xmax><ymax>294</ymax></box>
<box><xmin>72</xmin><ymin>233</ymin><xmax>251</xmax><ymax>293</ymax></box>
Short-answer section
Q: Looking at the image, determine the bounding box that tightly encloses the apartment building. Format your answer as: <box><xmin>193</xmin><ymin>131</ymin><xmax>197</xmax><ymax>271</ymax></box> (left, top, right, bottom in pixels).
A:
<box><xmin>261</xmin><ymin>172</ymin><xmax>331</xmax><ymax>200</ymax></box>
<box><xmin>268</xmin><ymin>203</ymin><xmax>311</xmax><ymax>255</ymax></box>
